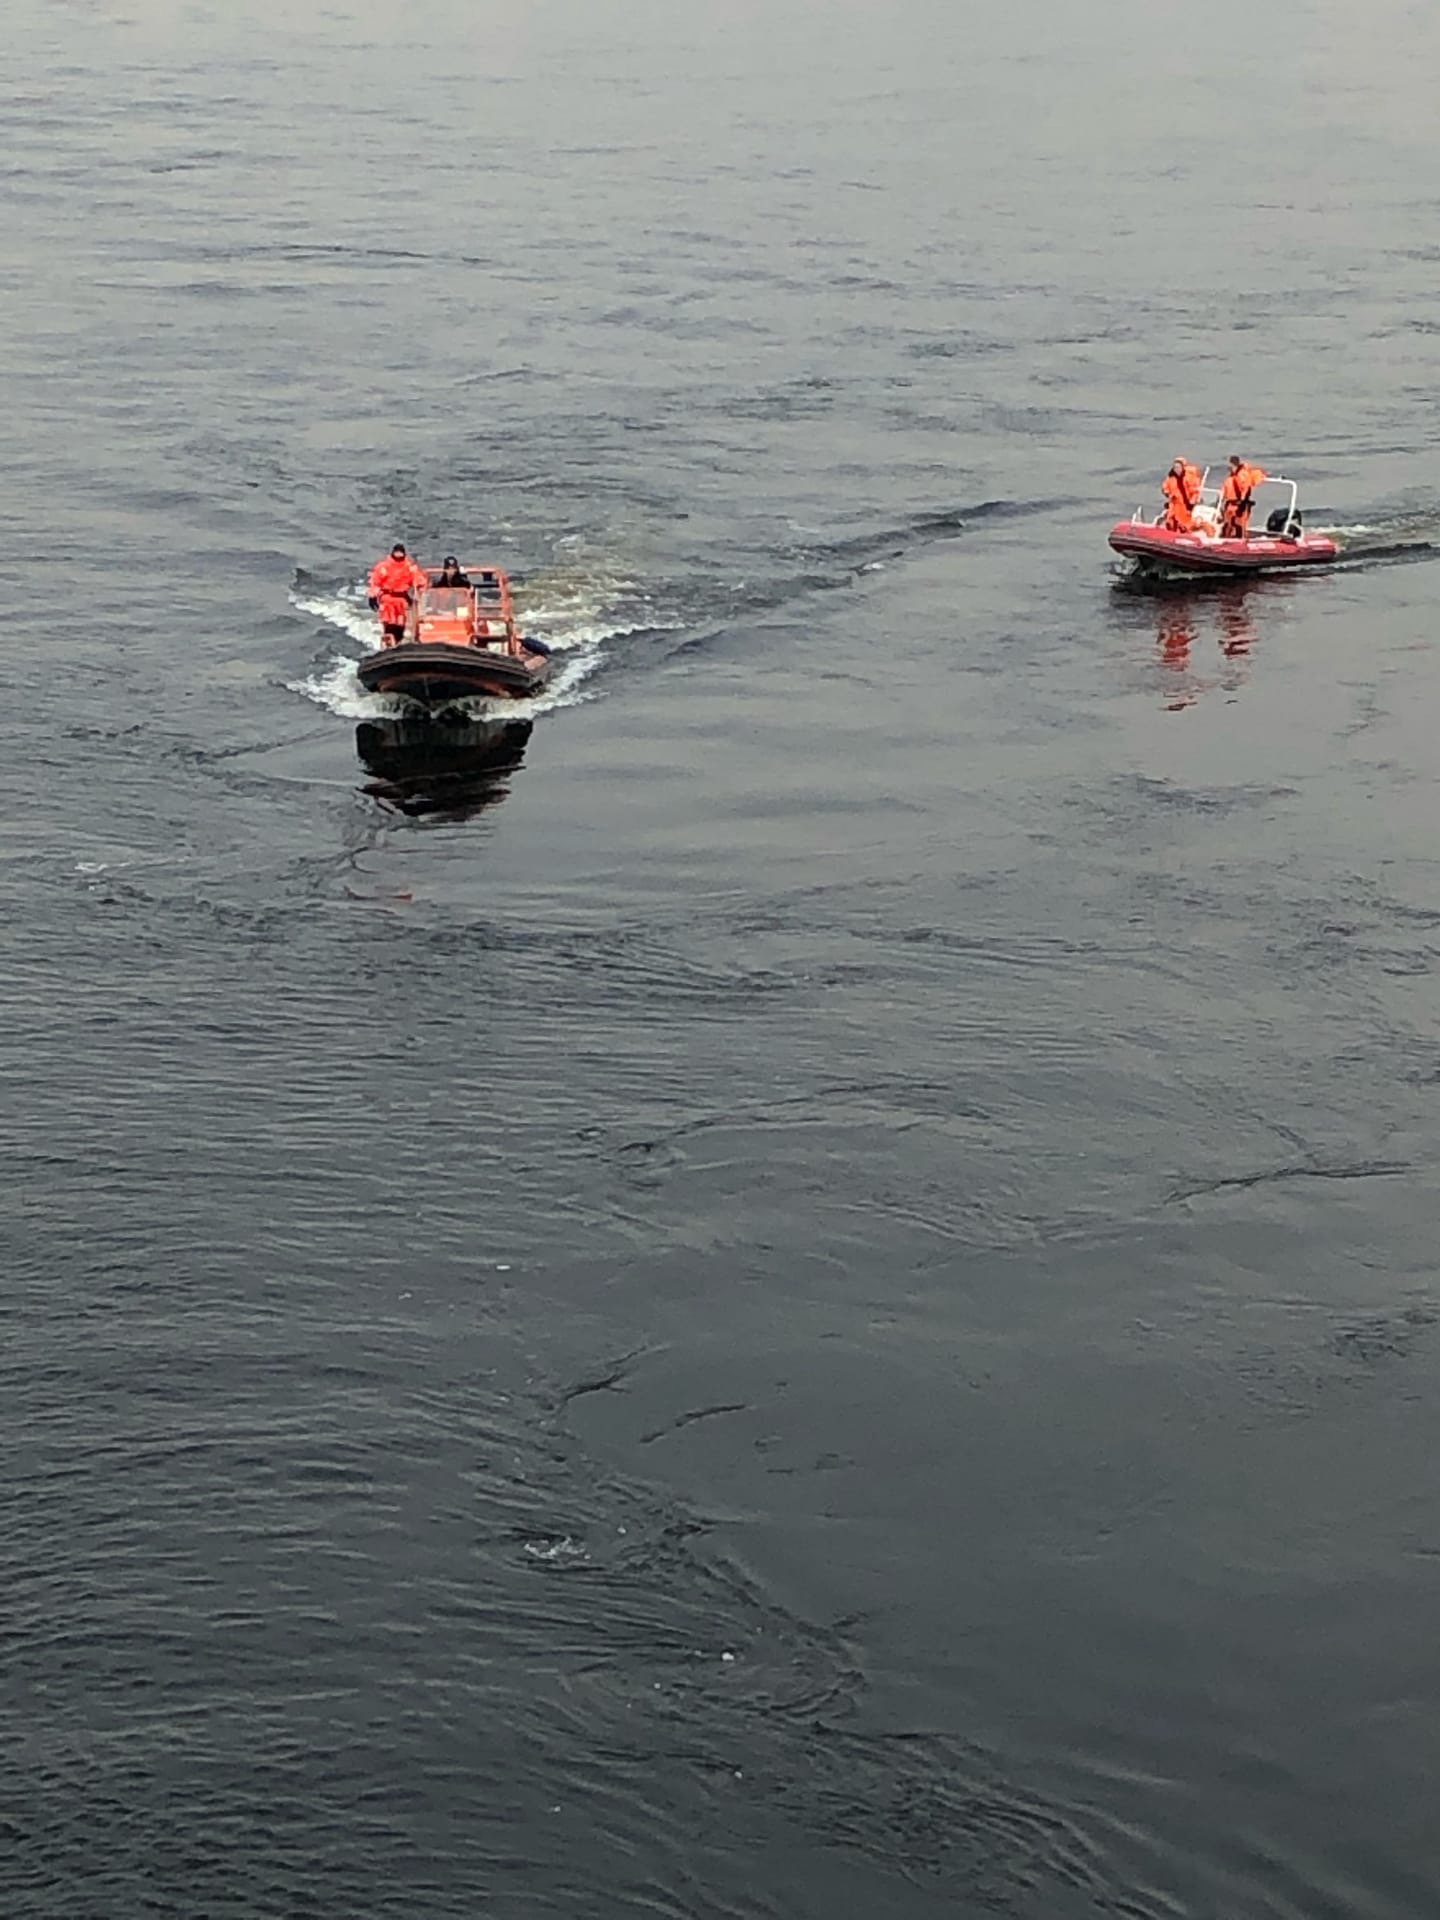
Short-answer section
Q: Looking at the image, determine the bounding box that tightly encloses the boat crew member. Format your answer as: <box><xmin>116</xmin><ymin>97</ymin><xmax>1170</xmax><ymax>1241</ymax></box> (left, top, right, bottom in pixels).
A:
<box><xmin>368</xmin><ymin>543</ymin><xmax>427</xmax><ymax>646</ymax></box>
<box><xmin>1219</xmin><ymin>456</ymin><xmax>1266</xmax><ymax>540</ymax></box>
<box><xmin>436</xmin><ymin>556</ymin><xmax>470</xmax><ymax>587</ymax></box>
<box><xmin>1160</xmin><ymin>457</ymin><xmax>1201</xmax><ymax>532</ymax></box>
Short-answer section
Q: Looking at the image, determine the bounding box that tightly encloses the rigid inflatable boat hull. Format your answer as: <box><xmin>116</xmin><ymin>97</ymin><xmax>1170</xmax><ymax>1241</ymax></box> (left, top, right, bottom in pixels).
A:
<box><xmin>357</xmin><ymin>642</ymin><xmax>550</xmax><ymax>705</ymax></box>
<box><xmin>1109</xmin><ymin>522</ymin><xmax>1339</xmax><ymax>575</ymax></box>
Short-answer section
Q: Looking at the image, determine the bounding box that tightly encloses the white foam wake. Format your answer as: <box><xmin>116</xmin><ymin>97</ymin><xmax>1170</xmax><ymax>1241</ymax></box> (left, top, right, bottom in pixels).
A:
<box><xmin>286</xmin><ymin>574</ymin><xmax>665</xmax><ymax>721</ymax></box>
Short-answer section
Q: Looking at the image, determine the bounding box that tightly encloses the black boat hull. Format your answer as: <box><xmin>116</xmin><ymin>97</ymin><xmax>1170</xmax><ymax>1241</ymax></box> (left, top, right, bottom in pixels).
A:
<box><xmin>357</xmin><ymin>642</ymin><xmax>550</xmax><ymax>705</ymax></box>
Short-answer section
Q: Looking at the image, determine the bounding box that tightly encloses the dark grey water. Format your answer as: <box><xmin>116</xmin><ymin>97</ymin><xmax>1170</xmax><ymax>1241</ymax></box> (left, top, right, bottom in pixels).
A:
<box><xmin>6</xmin><ymin>2</ymin><xmax>1440</xmax><ymax>1913</ymax></box>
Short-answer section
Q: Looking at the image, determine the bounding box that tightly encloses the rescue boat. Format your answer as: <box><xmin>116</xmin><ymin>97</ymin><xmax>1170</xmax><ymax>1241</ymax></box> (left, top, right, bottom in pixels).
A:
<box><xmin>357</xmin><ymin>564</ymin><xmax>552</xmax><ymax>705</ymax></box>
<box><xmin>1109</xmin><ymin>473</ymin><xmax>1338</xmax><ymax>577</ymax></box>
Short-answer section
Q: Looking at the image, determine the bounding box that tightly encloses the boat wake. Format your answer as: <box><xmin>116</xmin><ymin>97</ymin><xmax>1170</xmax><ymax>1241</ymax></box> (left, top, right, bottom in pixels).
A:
<box><xmin>287</xmin><ymin>562</ymin><xmax>667</xmax><ymax>721</ymax></box>
<box><xmin>1307</xmin><ymin>507</ymin><xmax>1440</xmax><ymax>567</ymax></box>
<box><xmin>1327</xmin><ymin>534</ymin><xmax>1437</xmax><ymax>570</ymax></box>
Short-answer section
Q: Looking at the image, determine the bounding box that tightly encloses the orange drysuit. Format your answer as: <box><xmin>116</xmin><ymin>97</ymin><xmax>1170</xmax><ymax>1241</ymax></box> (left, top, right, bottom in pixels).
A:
<box><xmin>1161</xmin><ymin>463</ymin><xmax>1201</xmax><ymax>532</ymax></box>
<box><xmin>369</xmin><ymin>553</ymin><xmax>426</xmax><ymax>637</ymax></box>
<box><xmin>1219</xmin><ymin>464</ymin><xmax>1266</xmax><ymax>539</ymax></box>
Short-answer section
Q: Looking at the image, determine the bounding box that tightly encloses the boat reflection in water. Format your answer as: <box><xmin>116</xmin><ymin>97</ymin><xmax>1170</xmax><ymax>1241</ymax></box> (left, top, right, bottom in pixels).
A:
<box><xmin>355</xmin><ymin>715</ymin><xmax>533</xmax><ymax>819</ymax></box>
<box><xmin>1154</xmin><ymin>592</ymin><xmax>1258</xmax><ymax>710</ymax></box>
<box><xmin>1113</xmin><ymin>574</ymin><xmax>1264</xmax><ymax>712</ymax></box>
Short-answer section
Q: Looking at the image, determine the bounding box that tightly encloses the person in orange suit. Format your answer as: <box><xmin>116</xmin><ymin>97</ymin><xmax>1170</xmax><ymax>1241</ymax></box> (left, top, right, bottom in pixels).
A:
<box><xmin>368</xmin><ymin>542</ymin><xmax>426</xmax><ymax>646</ymax></box>
<box><xmin>1160</xmin><ymin>457</ymin><xmax>1201</xmax><ymax>532</ymax></box>
<box><xmin>1219</xmin><ymin>456</ymin><xmax>1266</xmax><ymax>540</ymax></box>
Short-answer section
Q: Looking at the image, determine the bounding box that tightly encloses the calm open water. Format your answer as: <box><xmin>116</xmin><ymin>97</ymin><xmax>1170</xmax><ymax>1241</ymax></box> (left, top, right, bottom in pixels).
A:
<box><xmin>5</xmin><ymin>3</ymin><xmax>1440</xmax><ymax>1914</ymax></box>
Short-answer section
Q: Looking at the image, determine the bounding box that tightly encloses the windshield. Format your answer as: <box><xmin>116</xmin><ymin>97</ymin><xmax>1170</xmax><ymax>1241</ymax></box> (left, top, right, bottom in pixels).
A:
<box><xmin>419</xmin><ymin>588</ymin><xmax>470</xmax><ymax>616</ymax></box>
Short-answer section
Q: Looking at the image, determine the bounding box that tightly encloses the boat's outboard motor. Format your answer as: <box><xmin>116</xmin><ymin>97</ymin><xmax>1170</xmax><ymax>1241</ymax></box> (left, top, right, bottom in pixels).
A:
<box><xmin>1267</xmin><ymin>505</ymin><xmax>1302</xmax><ymax>538</ymax></box>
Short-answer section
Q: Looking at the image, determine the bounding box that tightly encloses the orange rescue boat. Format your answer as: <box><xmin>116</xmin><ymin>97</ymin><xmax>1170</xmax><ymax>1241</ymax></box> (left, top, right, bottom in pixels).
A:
<box><xmin>358</xmin><ymin>564</ymin><xmax>552</xmax><ymax>705</ymax></box>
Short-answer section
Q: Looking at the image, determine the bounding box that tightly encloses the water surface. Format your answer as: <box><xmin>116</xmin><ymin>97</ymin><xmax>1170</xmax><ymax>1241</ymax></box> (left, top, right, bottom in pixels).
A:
<box><xmin>5</xmin><ymin>3</ymin><xmax>1440</xmax><ymax>1914</ymax></box>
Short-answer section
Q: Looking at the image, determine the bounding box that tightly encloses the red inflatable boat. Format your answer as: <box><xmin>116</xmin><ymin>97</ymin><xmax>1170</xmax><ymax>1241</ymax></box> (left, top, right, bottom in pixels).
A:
<box><xmin>1109</xmin><ymin>473</ymin><xmax>1338</xmax><ymax>577</ymax></box>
